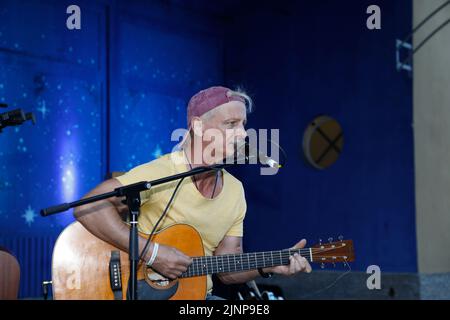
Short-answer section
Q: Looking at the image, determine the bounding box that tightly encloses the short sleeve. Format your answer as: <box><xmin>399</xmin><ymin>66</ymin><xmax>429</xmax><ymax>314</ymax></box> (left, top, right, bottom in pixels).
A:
<box><xmin>114</xmin><ymin>159</ymin><xmax>172</xmax><ymax>205</ymax></box>
<box><xmin>225</xmin><ymin>184</ymin><xmax>247</xmax><ymax>237</ymax></box>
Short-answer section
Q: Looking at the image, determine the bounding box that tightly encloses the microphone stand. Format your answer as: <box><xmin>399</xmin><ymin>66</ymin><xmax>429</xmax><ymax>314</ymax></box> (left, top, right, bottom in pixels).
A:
<box><xmin>0</xmin><ymin>103</ymin><xmax>36</xmax><ymax>133</ymax></box>
<box><xmin>40</xmin><ymin>160</ymin><xmax>243</xmax><ymax>300</ymax></box>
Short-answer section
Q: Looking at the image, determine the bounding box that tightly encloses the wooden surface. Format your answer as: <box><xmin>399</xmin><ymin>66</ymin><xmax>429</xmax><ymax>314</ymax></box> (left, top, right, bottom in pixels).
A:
<box><xmin>52</xmin><ymin>222</ymin><xmax>206</xmax><ymax>300</ymax></box>
<box><xmin>0</xmin><ymin>247</ymin><xmax>20</xmax><ymax>300</ymax></box>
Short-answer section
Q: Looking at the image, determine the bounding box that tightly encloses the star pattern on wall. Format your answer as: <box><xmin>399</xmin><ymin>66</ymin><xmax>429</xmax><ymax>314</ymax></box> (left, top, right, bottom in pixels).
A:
<box><xmin>22</xmin><ymin>205</ymin><xmax>37</xmax><ymax>227</ymax></box>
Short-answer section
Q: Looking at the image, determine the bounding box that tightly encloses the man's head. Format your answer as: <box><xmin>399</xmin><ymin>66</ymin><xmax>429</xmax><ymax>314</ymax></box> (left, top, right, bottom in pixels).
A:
<box><xmin>185</xmin><ymin>86</ymin><xmax>252</xmax><ymax>165</ymax></box>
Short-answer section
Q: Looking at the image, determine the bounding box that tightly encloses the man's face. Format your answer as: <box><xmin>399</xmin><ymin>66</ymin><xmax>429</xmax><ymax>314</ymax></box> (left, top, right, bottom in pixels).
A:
<box><xmin>193</xmin><ymin>101</ymin><xmax>247</xmax><ymax>164</ymax></box>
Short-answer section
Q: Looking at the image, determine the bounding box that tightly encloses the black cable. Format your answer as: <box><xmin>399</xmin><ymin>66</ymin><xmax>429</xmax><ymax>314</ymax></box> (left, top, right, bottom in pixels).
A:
<box><xmin>403</xmin><ymin>18</ymin><xmax>450</xmax><ymax>66</ymax></box>
<box><xmin>401</xmin><ymin>0</ymin><xmax>449</xmax><ymax>44</ymax></box>
<box><xmin>398</xmin><ymin>0</ymin><xmax>450</xmax><ymax>68</ymax></box>
<box><xmin>210</xmin><ymin>169</ymin><xmax>220</xmax><ymax>199</ymax></box>
<box><xmin>138</xmin><ymin>177</ymin><xmax>186</xmax><ymax>263</ymax></box>
<box><xmin>413</xmin><ymin>18</ymin><xmax>450</xmax><ymax>54</ymax></box>
<box><xmin>126</xmin><ymin>176</ymin><xmax>185</xmax><ymax>299</ymax></box>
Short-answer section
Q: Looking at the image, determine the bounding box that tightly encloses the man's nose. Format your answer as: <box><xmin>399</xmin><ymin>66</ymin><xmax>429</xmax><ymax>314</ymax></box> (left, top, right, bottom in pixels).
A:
<box><xmin>235</xmin><ymin>126</ymin><xmax>247</xmax><ymax>139</ymax></box>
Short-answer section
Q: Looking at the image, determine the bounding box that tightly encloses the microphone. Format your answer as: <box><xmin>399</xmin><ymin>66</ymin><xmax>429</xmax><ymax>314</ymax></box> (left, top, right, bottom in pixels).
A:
<box><xmin>0</xmin><ymin>106</ymin><xmax>36</xmax><ymax>133</ymax></box>
<box><xmin>237</xmin><ymin>141</ymin><xmax>282</xmax><ymax>169</ymax></box>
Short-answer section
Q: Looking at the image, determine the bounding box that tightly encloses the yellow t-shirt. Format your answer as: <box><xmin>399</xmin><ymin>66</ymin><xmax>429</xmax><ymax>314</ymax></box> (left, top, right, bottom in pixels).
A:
<box><xmin>115</xmin><ymin>150</ymin><xmax>247</xmax><ymax>293</ymax></box>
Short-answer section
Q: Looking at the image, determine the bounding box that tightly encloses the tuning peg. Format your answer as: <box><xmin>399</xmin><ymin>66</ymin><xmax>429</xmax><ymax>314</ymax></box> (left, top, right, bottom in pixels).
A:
<box><xmin>320</xmin><ymin>263</ymin><xmax>325</xmax><ymax>269</ymax></box>
<box><xmin>328</xmin><ymin>237</ymin><xmax>333</xmax><ymax>243</ymax></box>
<box><xmin>319</xmin><ymin>239</ymin><xmax>322</xmax><ymax>245</ymax></box>
<box><xmin>338</xmin><ymin>235</ymin><xmax>343</xmax><ymax>241</ymax></box>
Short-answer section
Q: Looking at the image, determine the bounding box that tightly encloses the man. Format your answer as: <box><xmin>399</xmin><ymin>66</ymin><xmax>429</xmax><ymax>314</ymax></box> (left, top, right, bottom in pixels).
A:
<box><xmin>74</xmin><ymin>86</ymin><xmax>311</xmax><ymax>300</ymax></box>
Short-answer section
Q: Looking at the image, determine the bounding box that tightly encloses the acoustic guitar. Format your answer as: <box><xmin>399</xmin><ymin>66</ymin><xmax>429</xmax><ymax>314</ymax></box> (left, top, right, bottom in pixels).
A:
<box><xmin>52</xmin><ymin>222</ymin><xmax>354</xmax><ymax>300</ymax></box>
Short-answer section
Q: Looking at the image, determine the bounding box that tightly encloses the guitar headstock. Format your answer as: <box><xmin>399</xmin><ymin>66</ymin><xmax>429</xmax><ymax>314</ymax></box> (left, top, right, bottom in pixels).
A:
<box><xmin>310</xmin><ymin>237</ymin><xmax>355</xmax><ymax>266</ymax></box>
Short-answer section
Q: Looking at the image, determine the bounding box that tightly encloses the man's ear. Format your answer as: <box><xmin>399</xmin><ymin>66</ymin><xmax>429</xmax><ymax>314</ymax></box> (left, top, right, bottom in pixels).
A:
<box><xmin>191</xmin><ymin>117</ymin><xmax>203</xmax><ymax>137</ymax></box>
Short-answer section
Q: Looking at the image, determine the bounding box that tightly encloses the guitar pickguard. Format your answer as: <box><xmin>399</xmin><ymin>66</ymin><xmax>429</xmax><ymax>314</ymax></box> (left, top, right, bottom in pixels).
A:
<box><xmin>136</xmin><ymin>279</ymin><xmax>178</xmax><ymax>300</ymax></box>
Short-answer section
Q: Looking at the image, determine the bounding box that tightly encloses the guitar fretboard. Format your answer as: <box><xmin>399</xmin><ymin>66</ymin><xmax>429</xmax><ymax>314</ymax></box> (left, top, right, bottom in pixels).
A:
<box><xmin>180</xmin><ymin>248</ymin><xmax>311</xmax><ymax>278</ymax></box>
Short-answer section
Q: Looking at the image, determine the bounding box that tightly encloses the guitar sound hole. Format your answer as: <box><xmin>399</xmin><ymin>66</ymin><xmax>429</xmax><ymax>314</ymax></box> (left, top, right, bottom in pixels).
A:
<box><xmin>146</xmin><ymin>269</ymin><xmax>171</xmax><ymax>287</ymax></box>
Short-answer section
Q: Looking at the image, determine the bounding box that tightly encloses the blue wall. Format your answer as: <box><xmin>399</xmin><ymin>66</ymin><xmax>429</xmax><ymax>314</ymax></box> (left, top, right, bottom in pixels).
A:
<box><xmin>225</xmin><ymin>0</ymin><xmax>416</xmax><ymax>273</ymax></box>
<box><xmin>0</xmin><ymin>0</ymin><xmax>225</xmax><ymax>297</ymax></box>
<box><xmin>0</xmin><ymin>0</ymin><xmax>415</xmax><ymax>298</ymax></box>
<box><xmin>107</xmin><ymin>1</ymin><xmax>225</xmax><ymax>172</ymax></box>
<box><xmin>0</xmin><ymin>0</ymin><xmax>108</xmax><ymax>297</ymax></box>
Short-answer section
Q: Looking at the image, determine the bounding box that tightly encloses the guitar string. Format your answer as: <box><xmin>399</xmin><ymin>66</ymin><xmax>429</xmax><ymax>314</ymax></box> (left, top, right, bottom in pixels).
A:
<box><xmin>138</xmin><ymin>240</ymin><xmax>351</xmax><ymax>278</ymax></box>
<box><xmin>187</xmin><ymin>246</ymin><xmax>348</xmax><ymax>262</ymax></box>
<box><xmin>182</xmin><ymin>251</ymin><xmax>350</xmax><ymax>277</ymax></box>
<box><xmin>185</xmin><ymin>250</ymin><xmax>339</xmax><ymax>264</ymax></box>
<box><xmin>185</xmin><ymin>245</ymin><xmax>347</xmax><ymax>257</ymax></box>
<box><xmin>182</xmin><ymin>257</ymin><xmax>349</xmax><ymax>278</ymax></box>
<box><xmin>125</xmin><ymin>252</ymin><xmax>349</xmax><ymax>279</ymax></box>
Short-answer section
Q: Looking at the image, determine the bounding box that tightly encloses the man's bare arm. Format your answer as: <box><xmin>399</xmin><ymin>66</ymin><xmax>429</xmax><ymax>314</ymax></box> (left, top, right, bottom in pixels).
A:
<box><xmin>73</xmin><ymin>178</ymin><xmax>192</xmax><ymax>279</ymax></box>
<box><xmin>214</xmin><ymin>236</ymin><xmax>312</xmax><ymax>285</ymax></box>
<box><xmin>214</xmin><ymin>236</ymin><xmax>261</xmax><ymax>284</ymax></box>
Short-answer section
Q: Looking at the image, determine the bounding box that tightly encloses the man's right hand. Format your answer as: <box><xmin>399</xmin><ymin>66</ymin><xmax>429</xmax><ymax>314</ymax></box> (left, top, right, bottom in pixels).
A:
<box><xmin>73</xmin><ymin>178</ymin><xmax>193</xmax><ymax>280</ymax></box>
<box><xmin>150</xmin><ymin>244</ymin><xmax>193</xmax><ymax>280</ymax></box>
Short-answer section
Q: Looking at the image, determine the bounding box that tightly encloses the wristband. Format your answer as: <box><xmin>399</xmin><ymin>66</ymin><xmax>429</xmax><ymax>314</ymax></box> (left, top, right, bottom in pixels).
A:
<box><xmin>146</xmin><ymin>242</ymin><xmax>159</xmax><ymax>267</ymax></box>
<box><xmin>258</xmin><ymin>267</ymin><xmax>273</xmax><ymax>278</ymax></box>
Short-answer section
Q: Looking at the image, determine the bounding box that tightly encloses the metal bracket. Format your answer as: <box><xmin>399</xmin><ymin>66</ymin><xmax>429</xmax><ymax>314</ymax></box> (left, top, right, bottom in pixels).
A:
<box><xmin>396</xmin><ymin>39</ymin><xmax>412</xmax><ymax>73</ymax></box>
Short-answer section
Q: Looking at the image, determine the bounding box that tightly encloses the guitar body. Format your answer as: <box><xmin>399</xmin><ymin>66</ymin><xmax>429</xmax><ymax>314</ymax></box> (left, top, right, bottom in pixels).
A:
<box><xmin>52</xmin><ymin>221</ymin><xmax>355</xmax><ymax>300</ymax></box>
<box><xmin>52</xmin><ymin>222</ymin><xmax>207</xmax><ymax>300</ymax></box>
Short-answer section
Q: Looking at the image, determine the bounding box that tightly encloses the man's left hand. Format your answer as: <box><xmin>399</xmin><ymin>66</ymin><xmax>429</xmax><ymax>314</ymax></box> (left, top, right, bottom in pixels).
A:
<box><xmin>264</xmin><ymin>239</ymin><xmax>312</xmax><ymax>276</ymax></box>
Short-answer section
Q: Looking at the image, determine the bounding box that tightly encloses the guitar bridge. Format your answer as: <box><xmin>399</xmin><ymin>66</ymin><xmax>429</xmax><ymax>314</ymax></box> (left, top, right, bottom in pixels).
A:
<box><xmin>109</xmin><ymin>251</ymin><xmax>122</xmax><ymax>299</ymax></box>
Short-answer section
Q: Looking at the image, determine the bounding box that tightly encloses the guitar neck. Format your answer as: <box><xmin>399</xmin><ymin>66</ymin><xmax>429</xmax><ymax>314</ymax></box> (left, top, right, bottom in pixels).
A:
<box><xmin>180</xmin><ymin>248</ymin><xmax>311</xmax><ymax>278</ymax></box>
